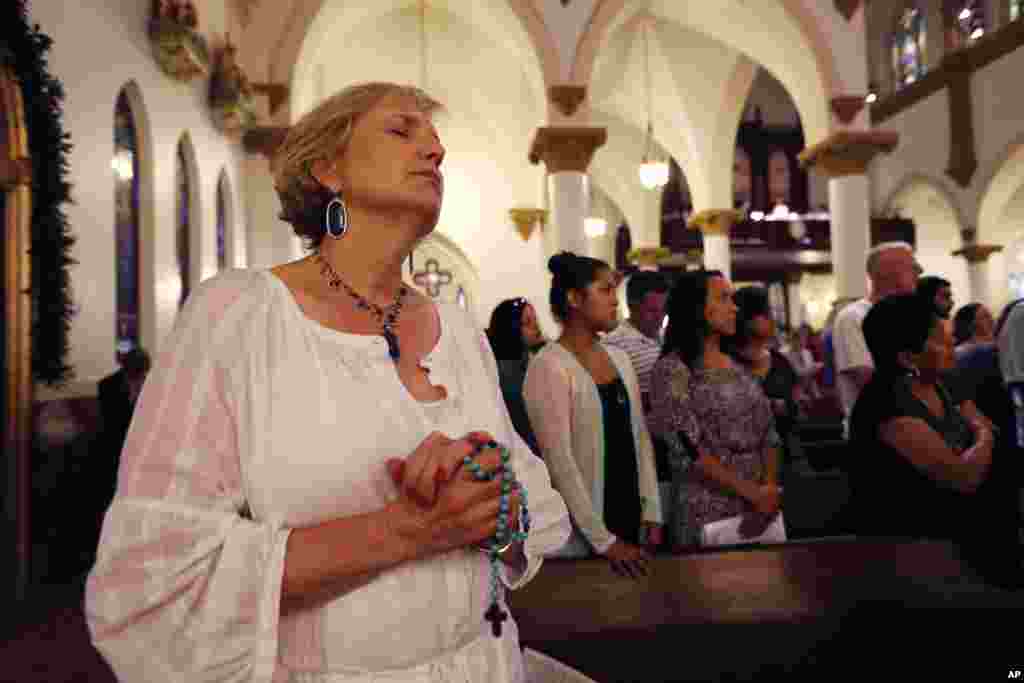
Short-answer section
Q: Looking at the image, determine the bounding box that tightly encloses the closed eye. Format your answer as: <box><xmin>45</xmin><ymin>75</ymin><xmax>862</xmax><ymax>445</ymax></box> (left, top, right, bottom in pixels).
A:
<box><xmin>390</xmin><ymin>129</ymin><xmax>409</xmax><ymax>138</ymax></box>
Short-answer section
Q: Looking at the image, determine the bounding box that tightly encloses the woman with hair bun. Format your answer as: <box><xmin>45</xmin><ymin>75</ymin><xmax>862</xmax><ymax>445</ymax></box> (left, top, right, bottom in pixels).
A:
<box><xmin>523</xmin><ymin>252</ymin><xmax>663</xmax><ymax>577</ymax></box>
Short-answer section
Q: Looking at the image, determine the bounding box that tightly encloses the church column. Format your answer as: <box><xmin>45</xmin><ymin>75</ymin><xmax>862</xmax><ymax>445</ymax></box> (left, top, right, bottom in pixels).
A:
<box><xmin>800</xmin><ymin>131</ymin><xmax>899</xmax><ymax>303</ymax></box>
<box><xmin>953</xmin><ymin>242</ymin><xmax>1003</xmax><ymax>309</ymax></box>
<box><xmin>529</xmin><ymin>126</ymin><xmax>607</xmax><ymax>258</ymax></box>
<box><xmin>687</xmin><ymin>209</ymin><xmax>740</xmax><ymax>279</ymax></box>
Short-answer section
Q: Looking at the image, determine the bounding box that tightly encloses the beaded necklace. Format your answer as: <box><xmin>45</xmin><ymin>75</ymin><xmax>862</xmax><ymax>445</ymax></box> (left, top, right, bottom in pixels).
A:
<box><xmin>316</xmin><ymin>252</ymin><xmax>408</xmax><ymax>361</ymax></box>
<box><xmin>464</xmin><ymin>440</ymin><xmax>530</xmax><ymax>637</ymax></box>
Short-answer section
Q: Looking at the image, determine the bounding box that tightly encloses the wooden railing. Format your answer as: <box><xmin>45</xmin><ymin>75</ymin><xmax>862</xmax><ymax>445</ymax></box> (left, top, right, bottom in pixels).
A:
<box><xmin>510</xmin><ymin>539</ymin><xmax>1024</xmax><ymax>681</ymax></box>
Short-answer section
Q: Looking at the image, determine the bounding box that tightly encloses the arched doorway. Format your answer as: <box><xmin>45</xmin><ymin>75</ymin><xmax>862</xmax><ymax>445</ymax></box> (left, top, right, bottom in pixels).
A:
<box><xmin>885</xmin><ymin>176</ymin><xmax>969</xmax><ymax>306</ymax></box>
<box><xmin>2</xmin><ymin>63</ymin><xmax>33</xmax><ymax>601</ymax></box>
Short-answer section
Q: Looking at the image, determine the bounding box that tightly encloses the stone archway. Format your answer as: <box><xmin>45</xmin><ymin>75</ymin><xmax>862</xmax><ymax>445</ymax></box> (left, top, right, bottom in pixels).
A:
<box><xmin>977</xmin><ymin>138</ymin><xmax>1024</xmax><ymax>310</ymax></box>
<box><xmin>1</xmin><ymin>64</ymin><xmax>33</xmax><ymax>601</ymax></box>
<box><xmin>885</xmin><ymin>174</ymin><xmax>971</xmax><ymax>306</ymax></box>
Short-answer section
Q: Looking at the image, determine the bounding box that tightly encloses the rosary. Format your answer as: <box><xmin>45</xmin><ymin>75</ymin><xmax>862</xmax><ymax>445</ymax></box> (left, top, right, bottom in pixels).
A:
<box><xmin>464</xmin><ymin>440</ymin><xmax>530</xmax><ymax>637</ymax></box>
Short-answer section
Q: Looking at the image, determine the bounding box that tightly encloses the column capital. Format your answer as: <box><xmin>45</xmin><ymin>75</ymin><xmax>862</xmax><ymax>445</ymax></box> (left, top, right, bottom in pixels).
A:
<box><xmin>687</xmin><ymin>209</ymin><xmax>741</xmax><ymax>236</ymax></box>
<box><xmin>529</xmin><ymin>126</ymin><xmax>607</xmax><ymax>173</ymax></box>
<box><xmin>953</xmin><ymin>243</ymin><xmax>1003</xmax><ymax>264</ymax></box>
<box><xmin>799</xmin><ymin>130</ymin><xmax>899</xmax><ymax>178</ymax></box>
<box><xmin>627</xmin><ymin>246</ymin><xmax>671</xmax><ymax>270</ymax></box>
<box><xmin>508</xmin><ymin>207</ymin><xmax>548</xmax><ymax>241</ymax></box>
<box><xmin>548</xmin><ymin>85</ymin><xmax>587</xmax><ymax>118</ymax></box>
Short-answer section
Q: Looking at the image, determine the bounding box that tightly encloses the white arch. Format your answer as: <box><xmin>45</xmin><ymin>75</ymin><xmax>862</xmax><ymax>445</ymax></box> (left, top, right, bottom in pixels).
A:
<box><xmin>576</xmin><ymin>0</ymin><xmax>832</xmax><ymax>147</ymax></box>
<box><xmin>978</xmin><ymin>136</ymin><xmax>1024</xmax><ymax>244</ymax></box>
<box><xmin>216</xmin><ymin>167</ymin><xmax>238</xmax><ymax>269</ymax></box>
<box><xmin>886</xmin><ymin>174</ymin><xmax>970</xmax><ymax>309</ymax></box>
<box><xmin>175</xmin><ymin>132</ymin><xmax>202</xmax><ymax>307</ymax></box>
<box><xmin>115</xmin><ymin>81</ymin><xmax>158</xmax><ymax>354</ymax></box>
<box><xmin>290</xmin><ymin>0</ymin><xmax>547</xmax><ymax>121</ymax></box>
<box><xmin>977</xmin><ymin>137</ymin><xmax>1024</xmax><ymax>311</ymax></box>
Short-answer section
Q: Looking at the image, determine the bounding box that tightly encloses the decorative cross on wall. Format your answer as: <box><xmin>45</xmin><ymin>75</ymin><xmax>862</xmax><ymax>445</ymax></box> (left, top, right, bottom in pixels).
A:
<box><xmin>413</xmin><ymin>258</ymin><xmax>453</xmax><ymax>298</ymax></box>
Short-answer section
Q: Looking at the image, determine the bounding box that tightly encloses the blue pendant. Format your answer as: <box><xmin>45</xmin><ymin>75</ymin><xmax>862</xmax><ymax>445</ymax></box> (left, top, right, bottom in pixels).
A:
<box><xmin>383</xmin><ymin>329</ymin><xmax>400</xmax><ymax>361</ymax></box>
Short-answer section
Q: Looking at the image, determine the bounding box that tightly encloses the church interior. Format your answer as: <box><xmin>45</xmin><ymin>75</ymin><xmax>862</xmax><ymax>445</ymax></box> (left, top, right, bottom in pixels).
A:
<box><xmin>4</xmin><ymin>0</ymin><xmax>1024</xmax><ymax>680</ymax></box>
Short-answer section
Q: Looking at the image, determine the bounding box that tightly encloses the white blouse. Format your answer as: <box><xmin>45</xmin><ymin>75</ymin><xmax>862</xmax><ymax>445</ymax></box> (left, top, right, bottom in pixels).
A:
<box><xmin>85</xmin><ymin>269</ymin><xmax>570</xmax><ymax>682</ymax></box>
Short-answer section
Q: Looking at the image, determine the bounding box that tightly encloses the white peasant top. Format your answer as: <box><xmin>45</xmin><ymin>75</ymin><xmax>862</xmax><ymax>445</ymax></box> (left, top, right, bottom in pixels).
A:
<box><xmin>84</xmin><ymin>269</ymin><xmax>571</xmax><ymax>682</ymax></box>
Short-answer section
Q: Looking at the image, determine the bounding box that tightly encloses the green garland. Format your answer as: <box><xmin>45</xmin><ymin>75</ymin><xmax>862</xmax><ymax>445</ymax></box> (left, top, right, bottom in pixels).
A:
<box><xmin>2</xmin><ymin>0</ymin><xmax>76</xmax><ymax>386</ymax></box>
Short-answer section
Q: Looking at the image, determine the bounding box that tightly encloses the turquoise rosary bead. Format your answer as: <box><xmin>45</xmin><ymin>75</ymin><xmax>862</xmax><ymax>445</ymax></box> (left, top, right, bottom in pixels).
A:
<box><xmin>465</xmin><ymin>439</ymin><xmax>530</xmax><ymax>637</ymax></box>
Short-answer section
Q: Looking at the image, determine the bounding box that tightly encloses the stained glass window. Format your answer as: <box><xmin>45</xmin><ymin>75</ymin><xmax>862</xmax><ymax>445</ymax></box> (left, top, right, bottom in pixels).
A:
<box><xmin>114</xmin><ymin>89</ymin><xmax>140</xmax><ymax>359</ymax></box>
<box><xmin>1012</xmin><ymin>0</ymin><xmax>1023</xmax><ymax>22</ymax></box>
<box><xmin>891</xmin><ymin>6</ymin><xmax>927</xmax><ymax>89</ymax></box>
<box><xmin>176</xmin><ymin>138</ymin><xmax>191</xmax><ymax>307</ymax></box>
<box><xmin>946</xmin><ymin>1</ymin><xmax>986</xmax><ymax>50</ymax></box>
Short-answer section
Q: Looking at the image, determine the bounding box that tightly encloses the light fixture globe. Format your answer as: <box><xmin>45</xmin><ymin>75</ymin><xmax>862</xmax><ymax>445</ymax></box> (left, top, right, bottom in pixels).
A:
<box><xmin>638</xmin><ymin>160</ymin><xmax>669</xmax><ymax>190</ymax></box>
<box><xmin>584</xmin><ymin>217</ymin><xmax>608</xmax><ymax>238</ymax></box>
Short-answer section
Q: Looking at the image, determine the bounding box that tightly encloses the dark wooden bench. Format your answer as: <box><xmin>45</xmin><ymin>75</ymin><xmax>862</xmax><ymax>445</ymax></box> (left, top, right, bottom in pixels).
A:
<box><xmin>509</xmin><ymin>538</ymin><xmax>1024</xmax><ymax>682</ymax></box>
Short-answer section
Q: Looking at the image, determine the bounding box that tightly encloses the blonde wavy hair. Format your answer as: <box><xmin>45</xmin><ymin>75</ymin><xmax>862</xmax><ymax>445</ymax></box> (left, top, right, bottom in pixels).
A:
<box><xmin>272</xmin><ymin>82</ymin><xmax>442</xmax><ymax>248</ymax></box>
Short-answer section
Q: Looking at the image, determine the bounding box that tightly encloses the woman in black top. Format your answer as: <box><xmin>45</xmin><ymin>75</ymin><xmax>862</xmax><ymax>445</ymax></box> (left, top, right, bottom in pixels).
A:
<box><xmin>487</xmin><ymin>297</ymin><xmax>545</xmax><ymax>455</ymax></box>
<box><xmin>724</xmin><ymin>286</ymin><xmax>801</xmax><ymax>467</ymax></box>
<box><xmin>849</xmin><ymin>294</ymin><xmax>993</xmax><ymax>540</ymax></box>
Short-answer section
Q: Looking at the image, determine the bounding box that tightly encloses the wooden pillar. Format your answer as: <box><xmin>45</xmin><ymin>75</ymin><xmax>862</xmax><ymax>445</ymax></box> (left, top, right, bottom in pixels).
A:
<box><xmin>2</xmin><ymin>65</ymin><xmax>33</xmax><ymax>602</ymax></box>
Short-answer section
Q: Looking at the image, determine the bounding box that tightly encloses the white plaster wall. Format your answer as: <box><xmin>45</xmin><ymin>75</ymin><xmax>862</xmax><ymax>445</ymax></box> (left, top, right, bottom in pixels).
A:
<box><xmin>972</xmin><ymin>46</ymin><xmax>1024</xmax><ymax>216</ymax></box>
<box><xmin>587</xmin><ymin>184</ymin><xmax>624</xmax><ymax>265</ymax></box>
<box><xmin>29</xmin><ymin>0</ymin><xmax>247</xmax><ymax>399</ymax></box>
<box><xmin>242</xmin><ymin>155</ymin><xmax>294</xmax><ymax>269</ymax></box>
<box><xmin>871</xmin><ymin>90</ymin><xmax>951</xmax><ymax>210</ymax></box>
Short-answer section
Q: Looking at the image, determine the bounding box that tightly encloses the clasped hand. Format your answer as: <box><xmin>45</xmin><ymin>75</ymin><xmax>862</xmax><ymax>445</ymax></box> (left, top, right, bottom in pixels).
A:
<box><xmin>740</xmin><ymin>483</ymin><xmax>782</xmax><ymax>537</ymax></box>
<box><xmin>385</xmin><ymin>431</ymin><xmax>522</xmax><ymax>561</ymax></box>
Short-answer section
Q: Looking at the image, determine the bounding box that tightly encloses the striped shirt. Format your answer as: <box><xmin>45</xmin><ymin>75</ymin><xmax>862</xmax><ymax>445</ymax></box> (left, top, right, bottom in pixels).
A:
<box><xmin>604</xmin><ymin>319</ymin><xmax>661</xmax><ymax>404</ymax></box>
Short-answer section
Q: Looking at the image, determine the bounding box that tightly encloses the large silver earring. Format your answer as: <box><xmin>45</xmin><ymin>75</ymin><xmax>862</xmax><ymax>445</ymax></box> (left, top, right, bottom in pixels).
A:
<box><xmin>325</xmin><ymin>195</ymin><xmax>349</xmax><ymax>239</ymax></box>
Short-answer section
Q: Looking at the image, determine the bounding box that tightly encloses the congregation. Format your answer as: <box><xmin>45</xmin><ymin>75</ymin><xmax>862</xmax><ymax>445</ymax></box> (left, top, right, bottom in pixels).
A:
<box><xmin>489</xmin><ymin>243</ymin><xmax>1024</xmax><ymax>586</ymax></box>
<box><xmin>9</xmin><ymin>1</ymin><xmax>1024</xmax><ymax>680</ymax></box>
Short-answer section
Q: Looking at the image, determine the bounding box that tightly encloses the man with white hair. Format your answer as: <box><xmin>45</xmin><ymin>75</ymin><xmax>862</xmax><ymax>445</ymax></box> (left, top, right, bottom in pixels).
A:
<box><xmin>833</xmin><ymin>242</ymin><xmax>921</xmax><ymax>430</ymax></box>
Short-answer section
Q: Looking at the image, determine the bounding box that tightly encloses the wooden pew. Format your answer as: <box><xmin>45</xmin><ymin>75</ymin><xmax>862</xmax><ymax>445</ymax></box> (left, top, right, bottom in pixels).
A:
<box><xmin>509</xmin><ymin>538</ymin><xmax>1024</xmax><ymax>682</ymax></box>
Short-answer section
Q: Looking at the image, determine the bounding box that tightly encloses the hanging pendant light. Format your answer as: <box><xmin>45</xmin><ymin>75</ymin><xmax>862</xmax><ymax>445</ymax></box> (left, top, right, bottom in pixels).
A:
<box><xmin>639</xmin><ymin>133</ymin><xmax>669</xmax><ymax>190</ymax></box>
<box><xmin>638</xmin><ymin>19</ymin><xmax>668</xmax><ymax>190</ymax></box>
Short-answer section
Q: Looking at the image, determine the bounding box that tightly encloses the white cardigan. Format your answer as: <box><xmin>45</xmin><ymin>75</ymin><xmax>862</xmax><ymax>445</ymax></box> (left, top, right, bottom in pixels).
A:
<box><xmin>523</xmin><ymin>341</ymin><xmax>662</xmax><ymax>556</ymax></box>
